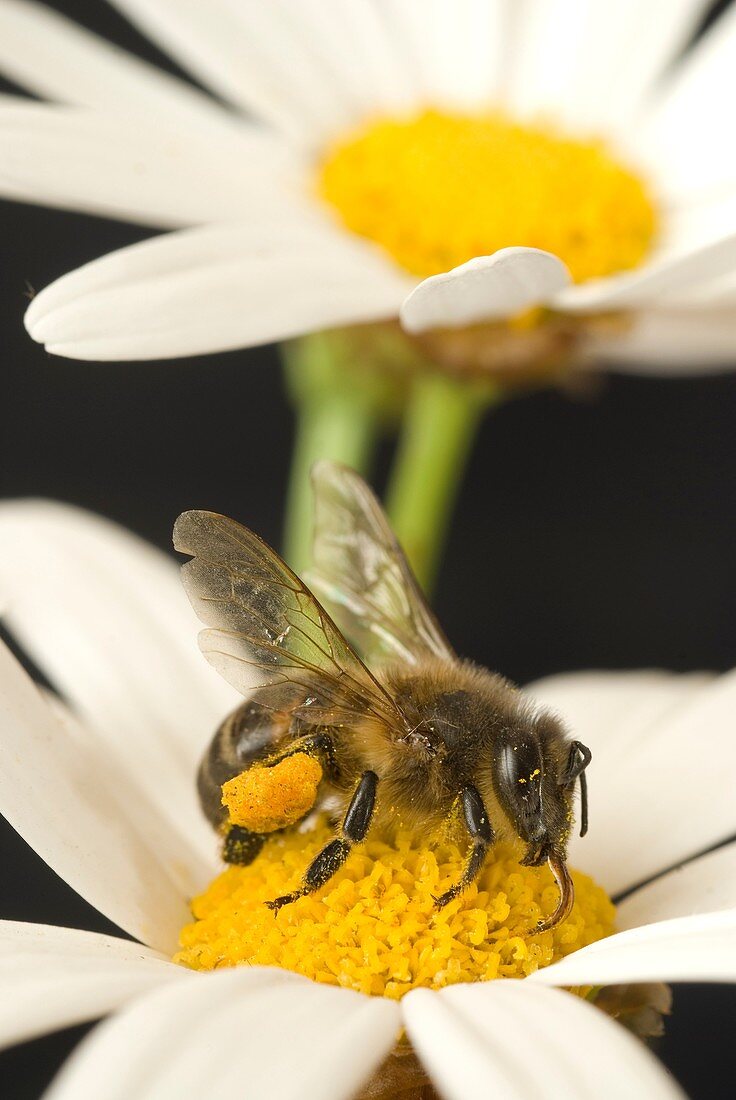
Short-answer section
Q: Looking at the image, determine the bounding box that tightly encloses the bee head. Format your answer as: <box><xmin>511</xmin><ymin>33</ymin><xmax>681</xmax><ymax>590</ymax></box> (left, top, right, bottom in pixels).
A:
<box><xmin>492</xmin><ymin>719</ymin><xmax>592</xmax><ymax>933</ymax></box>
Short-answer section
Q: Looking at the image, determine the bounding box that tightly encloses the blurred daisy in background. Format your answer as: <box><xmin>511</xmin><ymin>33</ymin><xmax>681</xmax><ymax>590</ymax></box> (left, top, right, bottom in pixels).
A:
<box><xmin>1</xmin><ymin>0</ymin><xmax>736</xmax><ymax>581</ymax></box>
<box><xmin>1</xmin><ymin>498</ymin><xmax>736</xmax><ymax>1099</ymax></box>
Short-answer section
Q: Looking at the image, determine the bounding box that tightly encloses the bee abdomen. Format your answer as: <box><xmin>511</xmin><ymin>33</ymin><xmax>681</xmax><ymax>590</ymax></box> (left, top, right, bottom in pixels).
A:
<box><xmin>197</xmin><ymin>699</ymin><xmax>287</xmax><ymax>828</ymax></box>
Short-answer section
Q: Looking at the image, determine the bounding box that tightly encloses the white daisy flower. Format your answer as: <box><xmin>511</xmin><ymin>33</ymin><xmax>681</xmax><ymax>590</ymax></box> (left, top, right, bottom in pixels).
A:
<box><xmin>0</xmin><ymin>0</ymin><xmax>733</xmax><ymax>372</ymax></box>
<box><xmin>1</xmin><ymin>498</ymin><xmax>735</xmax><ymax>1098</ymax></box>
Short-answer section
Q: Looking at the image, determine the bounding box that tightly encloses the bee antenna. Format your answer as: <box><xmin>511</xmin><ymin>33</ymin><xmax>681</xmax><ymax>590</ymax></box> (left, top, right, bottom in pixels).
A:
<box><xmin>578</xmin><ymin>765</ymin><xmax>589</xmax><ymax>838</ymax></box>
<box><xmin>561</xmin><ymin>740</ymin><xmax>591</xmax><ymax>838</ymax></box>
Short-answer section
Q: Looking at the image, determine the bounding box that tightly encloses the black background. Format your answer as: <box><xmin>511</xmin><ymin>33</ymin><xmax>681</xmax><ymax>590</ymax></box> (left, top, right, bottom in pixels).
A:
<box><xmin>1</xmin><ymin>2</ymin><xmax>735</xmax><ymax>1097</ymax></box>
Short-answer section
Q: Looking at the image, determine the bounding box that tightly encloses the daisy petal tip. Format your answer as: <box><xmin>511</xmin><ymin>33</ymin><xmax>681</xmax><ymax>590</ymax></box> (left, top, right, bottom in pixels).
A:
<box><xmin>24</xmin><ymin>296</ymin><xmax>83</xmax><ymax>360</ymax></box>
<box><xmin>399</xmin><ymin>248</ymin><xmax>571</xmax><ymax>334</ymax></box>
<box><xmin>23</xmin><ymin>290</ymin><xmax>53</xmax><ymax>346</ymax></box>
<box><xmin>23</xmin><ymin>296</ymin><xmax>40</xmax><ymax>336</ymax></box>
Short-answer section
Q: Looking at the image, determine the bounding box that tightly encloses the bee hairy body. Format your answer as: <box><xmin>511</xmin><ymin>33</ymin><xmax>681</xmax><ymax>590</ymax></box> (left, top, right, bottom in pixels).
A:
<box><xmin>199</xmin><ymin>658</ymin><xmax>571</xmax><ymax>851</ymax></box>
<box><xmin>177</xmin><ymin>462</ymin><xmax>591</xmax><ymax>929</ymax></box>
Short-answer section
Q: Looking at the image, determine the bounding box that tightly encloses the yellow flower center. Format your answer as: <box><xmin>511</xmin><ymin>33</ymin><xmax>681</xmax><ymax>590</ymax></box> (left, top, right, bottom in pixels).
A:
<box><xmin>176</xmin><ymin>822</ymin><xmax>615</xmax><ymax>998</ymax></box>
<box><xmin>318</xmin><ymin>109</ymin><xmax>657</xmax><ymax>283</ymax></box>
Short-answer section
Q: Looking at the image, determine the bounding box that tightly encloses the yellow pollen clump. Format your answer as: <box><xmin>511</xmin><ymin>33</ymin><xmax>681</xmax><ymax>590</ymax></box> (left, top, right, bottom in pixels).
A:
<box><xmin>176</xmin><ymin>822</ymin><xmax>615</xmax><ymax>998</ymax></box>
<box><xmin>319</xmin><ymin>109</ymin><xmax>657</xmax><ymax>283</ymax></box>
<box><xmin>221</xmin><ymin>753</ymin><xmax>323</xmax><ymax>833</ymax></box>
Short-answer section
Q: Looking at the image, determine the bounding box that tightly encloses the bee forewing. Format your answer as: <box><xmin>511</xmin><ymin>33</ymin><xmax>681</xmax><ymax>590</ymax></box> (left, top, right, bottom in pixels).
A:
<box><xmin>174</xmin><ymin>509</ymin><xmax>406</xmax><ymax>732</ymax></box>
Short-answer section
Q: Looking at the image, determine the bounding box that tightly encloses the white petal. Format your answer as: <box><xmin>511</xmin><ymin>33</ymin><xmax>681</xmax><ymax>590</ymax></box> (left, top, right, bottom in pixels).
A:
<box><xmin>0</xmin><ymin>645</ymin><xmax>205</xmax><ymax>952</ymax></box>
<box><xmin>506</xmin><ymin>0</ymin><xmax>709</xmax><ymax>134</ymax></box>
<box><xmin>378</xmin><ymin>0</ymin><xmax>436</xmax><ymax>98</ymax></box>
<box><xmin>661</xmin><ymin>191</ymin><xmax>736</xmax><ymax>258</ymax></box>
<box><xmin>109</xmin><ymin>0</ymin><xmax>357</xmax><ymax>148</ymax></box>
<box><xmin>304</xmin><ymin>0</ymin><xmax>420</xmax><ymax>116</ymax></box>
<box><xmin>599</xmin><ymin>0</ymin><xmax>709</xmax><ymax>132</ymax></box>
<box><xmin>25</xmin><ymin>218</ymin><xmax>413</xmax><ymax>360</ymax></box>
<box><xmin>403</xmin><ymin>981</ymin><xmax>682</xmax><ymax>1100</ymax></box>
<box><xmin>617</xmin><ymin>840</ymin><xmax>736</xmax><ymax>930</ymax></box>
<box><xmin>526</xmin><ymin>669</ymin><xmax>713</xmax><ymax>766</ymax></box>
<box><xmin>0</xmin><ymin>0</ymin><xmax>237</xmax><ymax>139</ymax></box>
<box><xmin>557</xmin><ymin>668</ymin><xmax>736</xmax><ymax>893</ymax></box>
<box><xmin>504</xmin><ymin>2</ymin><xmax>614</xmax><ymax>125</ymax></box>
<box><xmin>244</xmin><ymin>0</ymin><xmax>418</xmax><ymax>123</ymax></box>
<box><xmin>636</xmin><ymin>4</ymin><xmax>736</xmax><ymax>200</ymax></box>
<box><xmin>397</xmin><ymin>0</ymin><xmax>507</xmax><ymax>110</ymax></box>
<box><xmin>661</xmin><ymin>263</ymin><xmax>736</xmax><ymax>309</ymax></box>
<box><xmin>531</xmin><ymin>910</ymin><xmax>736</xmax><ymax>988</ymax></box>
<box><xmin>0</xmin><ymin>102</ymin><xmax>297</xmax><ymax>228</ymax></box>
<box><xmin>400</xmin><ymin>248</ymin><xmax>571</xmax><ymax>334</ymax></box>
<box><xmin>584</xmin><ymin>307</ymin><xmax>736</xmax><ymax>375</ymax></box>
<box><xmin>0</xmin><ymin>499</ymin><xmax>236</xmax><ymax>866</ymax></box>
<box><xmin>0</xmin><ymin>921</ymin><xmax>183</xmax><ymax>1050</ymax></box>
<box><xmin>556</xmin><ymin>233</ymin><xmax>736</xmax><ymax>313</ymax></box>
<box><xmin>45</xmin><ymin>968</ymin><xmax>400</xmax><ymax>1100</ymax></box>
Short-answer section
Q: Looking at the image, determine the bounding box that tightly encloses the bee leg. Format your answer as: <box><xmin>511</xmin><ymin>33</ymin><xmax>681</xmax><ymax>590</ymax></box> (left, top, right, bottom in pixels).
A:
<box><xmin>265</xmin><ymin>770</ymin><xmax>378</xmax><ymax>911</ymax></box>
<box><xmin>217</xmin><ymin>731</ymin><xmax>339</xmax><ymax>869</ymax></box>
<box><xmin>265</xmin><ymin>730</ymin><xmax>338</xmax><ymax>780</ymax></box>
<box><xmin>434</xmin><ymin>786</ymin><xmax>495</xmax><ymax>909</ymax></box>
<box><xmin>221</xmin><ymin>824</ymin><xmax>267</xmax><ymax>867</ymax></box>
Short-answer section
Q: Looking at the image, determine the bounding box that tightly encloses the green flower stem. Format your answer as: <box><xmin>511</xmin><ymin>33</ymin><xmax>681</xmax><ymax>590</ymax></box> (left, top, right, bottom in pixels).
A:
<box><xmin>281</xmin><ymin>333</ymin><xmax>387</xmax><ymax>574</ymax></box>
<box><xmin>284</xmin><ymin>388</ymin><xmax>378</xmax><ymax>575</ymax></box>
<box><xmin>386</xmin><ymin>373</ymin><xmax>500</xmax><ymax>592</ymax></box>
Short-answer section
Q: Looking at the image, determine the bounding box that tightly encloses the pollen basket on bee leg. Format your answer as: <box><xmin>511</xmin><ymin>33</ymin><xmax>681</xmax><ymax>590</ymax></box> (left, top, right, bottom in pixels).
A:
<box><xmin>221</xmin><ymin>753</ymin><xmax>323</xmax><ymax>833</ymax></box>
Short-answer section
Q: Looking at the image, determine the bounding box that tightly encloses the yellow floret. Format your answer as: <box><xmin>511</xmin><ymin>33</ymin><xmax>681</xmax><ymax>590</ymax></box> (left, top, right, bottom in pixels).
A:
<box><xmin>176</xmin><ymin>822</ymin><xmax>615</xmax><ymax>997</ymax></box>
<box><xmin>221</xmin><ymin>753</ymin><xmax>323</xmax><ymax>833</ymax></box>
<box><xmin>319</xmin><ymin>109</ymin><xmax>657</xmax><ymax>284</ymax></box>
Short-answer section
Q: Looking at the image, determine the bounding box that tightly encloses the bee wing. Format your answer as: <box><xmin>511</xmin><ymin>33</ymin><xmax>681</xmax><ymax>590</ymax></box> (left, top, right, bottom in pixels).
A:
<box><xmin>173</xmin><ymin>510</ymin><xmax>406</xmax><ymax>731</ymax></box>
<box><xmin>306</xmin><ymin>461</ymin><xmax>456</xmax><ymax>668</ymax></box>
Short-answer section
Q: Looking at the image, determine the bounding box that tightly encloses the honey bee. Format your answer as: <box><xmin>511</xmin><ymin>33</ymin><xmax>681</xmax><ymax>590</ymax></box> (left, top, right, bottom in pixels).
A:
<box><xmin>174</xmin><ymin>462</ymin><xmax>591</xmax><ymax>932</ymax></box>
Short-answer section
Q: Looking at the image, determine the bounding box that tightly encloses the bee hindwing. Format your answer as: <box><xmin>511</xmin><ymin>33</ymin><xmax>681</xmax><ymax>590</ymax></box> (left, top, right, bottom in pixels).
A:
<box><xmin>307</xmin><ymin>461</ymin><xmax>456</xmax><ymax>669</ymax></box>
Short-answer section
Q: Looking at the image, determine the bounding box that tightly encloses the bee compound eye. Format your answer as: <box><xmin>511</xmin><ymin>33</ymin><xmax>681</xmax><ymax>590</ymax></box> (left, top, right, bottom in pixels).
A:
<box><xmin>494</xmin><ymin>733</ymin><xmax>546</xmax><ymax>844</ymax></box>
